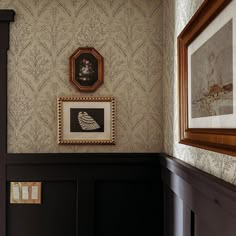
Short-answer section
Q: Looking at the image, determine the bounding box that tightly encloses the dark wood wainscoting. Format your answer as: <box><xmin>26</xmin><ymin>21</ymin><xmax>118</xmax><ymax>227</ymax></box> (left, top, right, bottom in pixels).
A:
<box><xmin>6</xmin><ymin>153</ymin><xmax>163</xmax><ymax>236</ymax></box>
<box><xmin>160</xmin><ymin>154</ymin><xmax>236</xmax><ymax>236</ymax></box>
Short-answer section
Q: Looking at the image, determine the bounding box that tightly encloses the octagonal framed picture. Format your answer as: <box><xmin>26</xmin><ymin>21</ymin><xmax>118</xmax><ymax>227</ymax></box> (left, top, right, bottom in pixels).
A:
<box><xmin>70</xmin><ymin>47</ymin><xmax>104</xmax><ymax>92</ymax></box>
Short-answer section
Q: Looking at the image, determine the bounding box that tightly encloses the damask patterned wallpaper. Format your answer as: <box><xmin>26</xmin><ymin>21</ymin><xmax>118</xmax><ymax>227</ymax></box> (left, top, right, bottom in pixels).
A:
<box><xmin>163</xmin><ymin>0</ymin><xmax>236</xmax><ymax>184</ymax></box>
<box><xmin>1</xmin><ymin>0</ymin><xmax>163</xmax><ymax>153</ymax></box>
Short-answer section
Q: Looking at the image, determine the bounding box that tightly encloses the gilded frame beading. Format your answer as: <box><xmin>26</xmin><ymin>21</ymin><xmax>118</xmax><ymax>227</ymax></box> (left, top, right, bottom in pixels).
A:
<box><xmin>58</xmin><ymin>96</ymin><xmax>115</xmax><ymax>145</ymax></box>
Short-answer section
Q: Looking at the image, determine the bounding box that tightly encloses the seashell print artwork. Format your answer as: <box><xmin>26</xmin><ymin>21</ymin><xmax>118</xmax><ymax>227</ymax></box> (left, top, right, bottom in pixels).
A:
<box><xmin>78</xmin><ymin>111</ymin><xmax>101</xmax><ymax>131</ymax></box>
<box><xmin>70</xmin><ymin>108</ymin><xmax>104</xmax><ymax>132</ymax></box>
<box><xmin>57</xmin><ymin>96</ymin><xmax>115</xmax><ymax>145</ymax></box>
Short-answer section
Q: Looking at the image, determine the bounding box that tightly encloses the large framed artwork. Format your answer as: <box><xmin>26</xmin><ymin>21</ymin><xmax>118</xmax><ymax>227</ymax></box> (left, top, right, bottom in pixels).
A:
<box><xmin>58</xmin><ymin>97</ymin><xmax>115</xmax><ymax>144</ymax></box>
<box><xmin>70</xmin><ymin>47</ymin><xmax>104</xmax><ymax>92</ymax></box>
<box><xmin>178</xmin><ymin>0</ymin><xmax>236</xmax><ymax>156</ymax></box>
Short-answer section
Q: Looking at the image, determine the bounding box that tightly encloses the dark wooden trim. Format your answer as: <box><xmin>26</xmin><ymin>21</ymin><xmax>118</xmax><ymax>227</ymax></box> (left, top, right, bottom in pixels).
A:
<box><xmin>6</xmin><ymin>153</ymin><xmax>161</xmax><ymax>165</ymax></box>
<box><xmin>178</xmin><ymin>0</ymin><xmax>236</xmax><ymax>156</ymax></box>
<box><xmin>160</xmin><ymin>153</ymin><xmax>236</xmax><ymax>218</ymax></box>
<box><xmin>6</xmin><ymin>160</ymin><xmax>161</xmax><ymax>181</ymax></box>
<box><xmin>0</xmin><ymin>10</ymin><xmax>15</xmax><ymax>236</ymax></box>
<box><xmin>190</xmin><ymin>210</ymin><xmax>195</xmax><ymax>236</ymax></box>
<box><xmin>161</xmin><ymin>153</ymin><xmax>236</xmax><ymax>236</ymax></box>
<box><xmin>0</xmin><ymin>10</ymin><xmax>15</xmax><ymax>22</ymax></box>
<box><xmin>160</xmin><ymin>153</ymin><xmax>236</xmax><ymax>194</ymax></box>
<box><xmin>0</xmin><ymin>50</ymin><xmax>8</xmax><ymax>156</ymax></box>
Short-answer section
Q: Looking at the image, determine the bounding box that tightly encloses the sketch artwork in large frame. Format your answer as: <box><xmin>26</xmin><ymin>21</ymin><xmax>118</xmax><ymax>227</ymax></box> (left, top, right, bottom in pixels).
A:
<box><xmin>178</xmin><ymin>0</ymin><xmax>236</xmax><ymax>156</ymax></box>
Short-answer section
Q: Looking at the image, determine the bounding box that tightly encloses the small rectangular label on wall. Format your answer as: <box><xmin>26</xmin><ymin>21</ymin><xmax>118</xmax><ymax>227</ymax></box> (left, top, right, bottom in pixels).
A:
<box><xmin>10</xmin><ymin>182</ymin><xmax>42</xmax><ymax>204</ymax></box>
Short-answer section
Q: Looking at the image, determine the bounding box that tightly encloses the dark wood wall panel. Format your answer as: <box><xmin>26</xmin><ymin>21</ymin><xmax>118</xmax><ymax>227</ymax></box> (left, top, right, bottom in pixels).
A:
<box><xmin>95</xmin><ymin>181</ymin><xmax>162</xmax><ymax>236</ymax></box>
<box><xmin>161</xmin><ymin>154</ymin><xmax>236</xmax><ymax>236</ymax></box>
<box><xmin>6</xmin><ymin>154</ymin><xmax>163</xmax><ymax>236</ymax></box>
<box><xmin>7</xmin><ymin>181</ymin><xmax>77</xmax><ymax>236</ymax></box>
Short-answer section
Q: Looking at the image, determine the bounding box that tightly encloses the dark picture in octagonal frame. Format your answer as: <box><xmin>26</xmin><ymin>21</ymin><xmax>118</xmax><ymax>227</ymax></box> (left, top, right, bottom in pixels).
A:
<box><xmin>70</xmin><ymin>47</ymin><xmax>104</xmax><ymax>92</ymax></box>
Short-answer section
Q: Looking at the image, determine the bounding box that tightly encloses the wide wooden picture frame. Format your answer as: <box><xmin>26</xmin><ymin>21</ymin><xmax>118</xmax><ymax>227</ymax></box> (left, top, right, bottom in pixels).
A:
<box><xmin>58</xmin><ymin>96</ymin><xmax>115</xmax><ymax>144</ymax></box>
<box><xmin>70</xmin><ymin>47</ymin><xmax>104</xmax><ymax>92</ymax></box>
<box><xmin>178</xmin><ymin>0</ymin><xmax>236</xmax><ymax>156</ymax></box>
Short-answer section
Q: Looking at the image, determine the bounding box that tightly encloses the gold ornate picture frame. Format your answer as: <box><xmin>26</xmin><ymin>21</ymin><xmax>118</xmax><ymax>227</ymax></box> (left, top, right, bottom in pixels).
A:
<box><xmin>58</xmin><ymin>97</ymin><xmax>115</xmax><ymax>144</ymax></box>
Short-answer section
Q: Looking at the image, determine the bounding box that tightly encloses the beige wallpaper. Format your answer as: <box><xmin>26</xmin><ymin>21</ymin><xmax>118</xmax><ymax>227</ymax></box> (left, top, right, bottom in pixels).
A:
<box><xmin>1</xmin><ymin>0</ymin><xmax>163</xmax><ymax>153</ymax></box>
<box><xmin>163</xmin><ymin>0</ymin><xmax>236</xmax><ymax>184</ymax></box>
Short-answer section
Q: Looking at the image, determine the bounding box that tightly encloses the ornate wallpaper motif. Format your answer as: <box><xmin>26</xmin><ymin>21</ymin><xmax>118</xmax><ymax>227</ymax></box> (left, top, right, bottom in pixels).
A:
<box><xmin>163</xmin><ymin>0</ymin><xmax>236</xmax><ymax>184</ymax></box>
<box><xmin>1</xmin><ymin>0</ymin><xmax>163</xmax><ymax>153</ymax></box>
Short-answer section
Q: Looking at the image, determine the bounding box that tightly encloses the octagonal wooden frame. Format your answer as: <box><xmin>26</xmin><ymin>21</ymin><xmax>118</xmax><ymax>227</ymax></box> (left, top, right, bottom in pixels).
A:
<box><xmin>70</xmin><ymin>47</ymin><xmax>104</xmax><ymax>92</ymax></box>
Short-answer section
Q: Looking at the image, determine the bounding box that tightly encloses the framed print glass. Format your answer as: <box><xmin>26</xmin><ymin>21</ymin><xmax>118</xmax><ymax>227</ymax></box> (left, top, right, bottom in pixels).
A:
<box><xmin>178</xmin><ymin>0</ymin><xmax>236</xmax><ymax>156</ymax></box>
<box><xmin>58</xmin><ymin>97</ymin><xmax>115</xmax><ymax>144</ymax></box>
